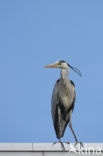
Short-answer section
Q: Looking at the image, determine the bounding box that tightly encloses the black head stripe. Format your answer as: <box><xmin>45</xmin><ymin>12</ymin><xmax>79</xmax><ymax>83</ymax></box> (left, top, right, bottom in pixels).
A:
<box><xmin>59</xmin><ymin>60</ymin><xmax>66</xmax><ymax>63</ymax></box>
<box><xmin>67</xmin><ymin>63</ymin><xmax>82</xmax><ymax>77</ymax></box>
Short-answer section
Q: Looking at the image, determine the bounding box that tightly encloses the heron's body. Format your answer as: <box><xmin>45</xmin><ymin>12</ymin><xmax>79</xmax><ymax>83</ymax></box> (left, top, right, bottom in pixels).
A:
<box><xmin>52</xmin><ymin>78</ymin><xmax>75</xmax><ymax>139</ymax></box>
<box><xmin>45</xmin><ymin>60</ymin><xmax>81</xmax><ymax>146</ymax></box>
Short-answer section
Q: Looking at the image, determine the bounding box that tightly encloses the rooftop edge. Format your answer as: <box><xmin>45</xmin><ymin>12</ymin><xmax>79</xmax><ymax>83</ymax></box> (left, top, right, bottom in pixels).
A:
<box><xmin>0</xmin><ymin>143</ymin><xmax>102</xmax><ymax>152</ymax></box>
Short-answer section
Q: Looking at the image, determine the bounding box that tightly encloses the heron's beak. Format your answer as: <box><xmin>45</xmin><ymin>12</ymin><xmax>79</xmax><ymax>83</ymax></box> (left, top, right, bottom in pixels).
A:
<box><xmin>44</xmin><ymin>62</ymin><xmax>59</xmax><ymax>68</ymax></box>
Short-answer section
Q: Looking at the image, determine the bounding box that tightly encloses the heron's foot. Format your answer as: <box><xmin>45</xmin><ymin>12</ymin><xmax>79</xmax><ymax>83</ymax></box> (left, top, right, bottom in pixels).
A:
<box><xmin>59</xmin><ymin>141</ymin><xmax>65</xmax><ymax>151</ymax></box>
<box><xmin>64</xmin><ymin>142</ymin><xmax>70</xmax><ymax>144</ymax></box>
<box><xmin>53</xmin><ymin>140</ymin><xmax>65</xmax><ymax>150</ymax></box>
<box><xmin>74</xmin><ymin>141</ymin><xmax>84</xmax><ymax>148</ymax></box>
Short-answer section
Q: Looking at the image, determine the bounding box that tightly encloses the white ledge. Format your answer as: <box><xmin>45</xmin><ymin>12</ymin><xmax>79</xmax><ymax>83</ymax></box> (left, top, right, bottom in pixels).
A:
<box><xmin>0</xmin><ymin>143</ymin><xmax>103</xmax><ymax>152</ymax></box>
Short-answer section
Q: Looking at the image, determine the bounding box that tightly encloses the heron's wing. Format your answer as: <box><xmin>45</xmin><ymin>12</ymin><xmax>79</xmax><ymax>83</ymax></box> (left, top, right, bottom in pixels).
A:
<box><xmin>69</xmin><ymin>80</ymin><xmax>76</xmax><ymax>112</ymax></box>
<box><xmin>51</xmin><ymin>79</ymin><xmax>60</xmax><ymax>123</ymax></box>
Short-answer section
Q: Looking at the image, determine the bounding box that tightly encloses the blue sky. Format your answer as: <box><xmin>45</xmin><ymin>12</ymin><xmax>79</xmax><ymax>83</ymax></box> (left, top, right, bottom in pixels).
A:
<box><xmin>0</xmin><ymin>0</ymin><xmax>103</xmax><ymax>143</ymax></box>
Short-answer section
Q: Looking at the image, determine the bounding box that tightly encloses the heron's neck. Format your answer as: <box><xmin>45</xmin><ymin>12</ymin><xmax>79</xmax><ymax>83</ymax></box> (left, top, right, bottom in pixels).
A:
<box><xmin>60</xmin><ymin>68</ymin><xmax>69</xmax><ymax>79</ymax></box>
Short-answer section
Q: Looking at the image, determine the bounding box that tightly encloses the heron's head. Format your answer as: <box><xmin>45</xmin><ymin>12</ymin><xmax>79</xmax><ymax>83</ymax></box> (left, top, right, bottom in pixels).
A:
<box><xmin>45</xmin><ymin>60</ymin><xmax>82</xmax><ymax>76</ymax></box>
<box><xmin>45</xmin><ymin>60</ymin><xmax>68</xmax><ymax>69</ymax></box>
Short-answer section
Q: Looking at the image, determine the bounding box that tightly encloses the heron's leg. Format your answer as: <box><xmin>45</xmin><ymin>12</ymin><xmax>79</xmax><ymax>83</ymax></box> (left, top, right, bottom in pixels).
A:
<box><xmin>69</xmin><ymin>120</ymin><xmax>83</xmax><ymax>148</ymax></box>
<box><xmin>59</xmin><ymin>139</ymin><xmax>65</xmax><ymax>150</ymax></box>
<box><xmin>69</xmin><ymin>120</ymin><xmax>78</xmax><ymax>143</ymax></box>
<box><xmin>53</xmin><ymin>139</ymin><xmax>65</xmax><ymax>150</ymax></box>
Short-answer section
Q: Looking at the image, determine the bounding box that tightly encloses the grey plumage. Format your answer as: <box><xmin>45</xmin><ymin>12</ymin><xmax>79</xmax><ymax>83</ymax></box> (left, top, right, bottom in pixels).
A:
<box><xmin>45</xmin><ymin>60</ymin><xmax>81</xmax><ymax>144</ymax></box>
<box><xmin>52</xmin><ymin>78</ymin><xmax>75</xmax><ymax>139</ymax></box>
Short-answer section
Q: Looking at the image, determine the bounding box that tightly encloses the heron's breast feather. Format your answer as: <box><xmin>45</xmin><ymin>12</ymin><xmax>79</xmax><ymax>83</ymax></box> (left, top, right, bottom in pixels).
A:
<box><xmin>61</xmin><ymin>96</ymin><xmax>73</xmax><ymax>109</ymax></box>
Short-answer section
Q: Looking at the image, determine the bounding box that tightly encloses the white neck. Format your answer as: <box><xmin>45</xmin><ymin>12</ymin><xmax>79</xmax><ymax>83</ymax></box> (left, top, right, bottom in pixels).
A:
<box><xmin>60</xmin><ymin>68</ymin><xmax>69</xmax><ymax>79</ymax></box>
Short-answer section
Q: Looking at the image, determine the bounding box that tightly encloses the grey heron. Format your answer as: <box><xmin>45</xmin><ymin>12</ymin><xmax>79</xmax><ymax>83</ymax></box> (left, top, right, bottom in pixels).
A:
<box><xmin>45</xmin><ymin>60</ymin><xmax>82</xmax><ymax>149</ymax></box>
